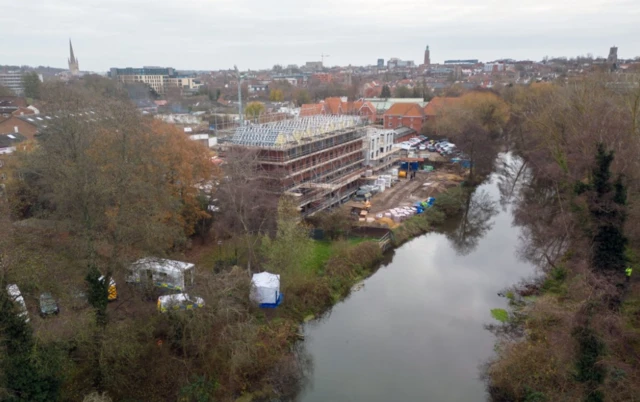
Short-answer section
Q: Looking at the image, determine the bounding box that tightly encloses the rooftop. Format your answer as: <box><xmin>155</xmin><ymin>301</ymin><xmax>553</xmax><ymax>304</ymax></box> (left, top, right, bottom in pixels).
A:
<box><xmin>230</xmin><ymin>115</ymin><xmax>365</xmax><ymax>149</ymax></box>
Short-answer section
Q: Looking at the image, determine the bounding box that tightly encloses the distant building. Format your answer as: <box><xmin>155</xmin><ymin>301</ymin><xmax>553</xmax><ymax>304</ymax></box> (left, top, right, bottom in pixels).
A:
<box><xmin>68</xmin><ymin>39</ymin><xmax>80</xmax><ymax>76</ymax></box>
<box><xmin>108</xmin><ymin>67</ymin><xmax>201</xmax><ymax>94</ymax></box>
<box><xmin>248</xmin><ymin>84</ymin><xmax>268</xmax><ymax>93</ymax></box>
<box><xmin>0</xmin><ymin>72</ymin><xmax>25</xmax><ymax>96</ymax></box>
<box><xmin>305</xmin><ymin>61</ymin><xmax>323</xmax><ymax>71</ymax></box>
<box><xmin>377</xmin><ymin>59</ymin><xmax>385</xmax><ymax>68</ymax></box>
<box><xmin>299</xmin><ymin>97</ymin><xmax>377</xmax><ymax>123</ymax></box>
<box><xmin>607</xmin><ymin>46</ymin><xmax>618</xmax><ymax>71</ymax></box>
<box><xmin>443</xmin><ymin>59</ymin><xmax>479</xmax><ymax>66</ymax></box>
<box><xmin>388</xmin><ymin>58</ymin><xmax>415</xmax><ymax>69</ymax></box>
<box><xmin>424</xmin><ymin>45</ymin><xmax>431</xmax><ymax>66</ymax></box>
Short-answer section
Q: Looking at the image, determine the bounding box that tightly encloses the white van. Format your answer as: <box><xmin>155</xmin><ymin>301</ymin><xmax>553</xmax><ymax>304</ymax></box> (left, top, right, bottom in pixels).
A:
<box><xmin>7</xmin><ymin>284</ymin><xmax>29</xmax><ymax>322</ymax></box>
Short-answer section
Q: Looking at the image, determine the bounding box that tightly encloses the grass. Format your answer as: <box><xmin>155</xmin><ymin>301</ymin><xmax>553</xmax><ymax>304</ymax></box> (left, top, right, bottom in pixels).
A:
<box><xmin>307</xmin><ymin>237</ymin><xmax>370</xmax><ymax>274</ymax></box>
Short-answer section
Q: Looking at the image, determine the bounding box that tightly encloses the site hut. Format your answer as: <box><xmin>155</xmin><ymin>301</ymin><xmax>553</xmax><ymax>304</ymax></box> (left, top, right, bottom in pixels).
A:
<box><xmin>228</xmin><ymin>115</ymin><xmax>368</xmax><ymax>216</ymax></box>
<box><xmin>127</xmin><ymin>258</ymin><xmax>196</xmax><ymax>290</ymax></box>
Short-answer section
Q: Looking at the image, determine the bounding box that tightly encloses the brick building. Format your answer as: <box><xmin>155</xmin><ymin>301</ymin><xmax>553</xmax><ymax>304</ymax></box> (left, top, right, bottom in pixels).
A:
<box><xmin>299</xmin><ymin>98</ymin><xmax>377</xmax><ymax>123</ymax></box>
<box><xmin>383</xmin><ymin>103</ymin><xmax>426</xmax><ymax>133</ymax></box>
<box><xmin>229</xmin><ymin>116</ymin><xmax>367</xmax><ymax>215</ymax></box>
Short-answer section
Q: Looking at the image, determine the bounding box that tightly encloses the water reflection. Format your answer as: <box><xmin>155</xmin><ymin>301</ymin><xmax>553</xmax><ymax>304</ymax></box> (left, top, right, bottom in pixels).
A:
<box><xmin>296</xmin><ymin>158</ymin><xmax>536</xmax><ymax>402</ymax></box>
<box><xmin>445</xmin><ymin>189</ymin><xmax>499</xmax><ymax>256</ymax></box>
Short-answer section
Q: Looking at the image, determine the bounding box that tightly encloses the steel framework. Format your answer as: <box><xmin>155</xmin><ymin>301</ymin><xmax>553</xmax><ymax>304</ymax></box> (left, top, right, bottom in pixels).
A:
<box><xmin>230</xmin><ymin>115</ymin><xmax>364</xmax><ymax>148</ymax></box>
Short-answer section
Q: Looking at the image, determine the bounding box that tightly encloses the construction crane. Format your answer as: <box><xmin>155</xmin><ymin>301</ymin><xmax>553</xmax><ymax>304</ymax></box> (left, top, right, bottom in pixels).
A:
<box><xmin>321</xmin><ymin>53</ymin><xmax>330</xmax><ymax>64</ymax></box>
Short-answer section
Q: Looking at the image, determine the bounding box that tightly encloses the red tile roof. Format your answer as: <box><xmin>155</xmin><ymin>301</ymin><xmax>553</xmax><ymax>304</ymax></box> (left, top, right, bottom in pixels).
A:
<box><xmin>324</xmin><ymin>97</ymin><xmax>342</xmax><ymax>114</ymax></box>
<box><xmin>300</xmin><ymin>103</ymin><xmax>324</xmax><ymax>117</ymax></box>
<box><xmin>423</xmin><ymin>97</ymin><xmax>463</xmax><ymax>117</ymax></box>
<box><xmin>384</xmin><ymin>103</ymin><xmax>424</xmax><ymax>117</ymax></box>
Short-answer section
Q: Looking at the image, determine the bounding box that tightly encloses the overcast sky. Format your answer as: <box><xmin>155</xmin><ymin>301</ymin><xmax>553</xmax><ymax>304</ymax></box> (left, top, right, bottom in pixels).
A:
<box><xmin>2</xmin><ymin>0</ymin><xmax>639</xmax><ymax>72</ymax></box>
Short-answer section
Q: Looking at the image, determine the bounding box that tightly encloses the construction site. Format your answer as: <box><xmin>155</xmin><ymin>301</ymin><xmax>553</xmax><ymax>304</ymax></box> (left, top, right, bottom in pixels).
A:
<box><xmin>343</xmin><ymin>158</ymin><xmax>467</xmax><ymax>228</ymax></box>
<box><xmin>228</xmin><ymin>115</ymin><xmax>369</xmax><ymax>215</ymax></box>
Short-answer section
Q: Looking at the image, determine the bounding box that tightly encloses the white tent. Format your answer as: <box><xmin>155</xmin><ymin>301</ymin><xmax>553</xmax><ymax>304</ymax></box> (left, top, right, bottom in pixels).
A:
<box><xmin>126</xmin><ymin>258</ymin><xmax>195</xmax><ymax>290</ymax></box>
<box><xmin>250</xmin><ymin>272</ymin><xmax>281</xmax><ymax>306</ymax></box>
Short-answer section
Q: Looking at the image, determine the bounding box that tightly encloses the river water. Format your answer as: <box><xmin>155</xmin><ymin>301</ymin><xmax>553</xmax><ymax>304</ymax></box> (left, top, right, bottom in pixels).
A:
<box><xmin>298</xmin><ymin>159</ymin><xmax>535</xmax><ymax>402</ymax></box>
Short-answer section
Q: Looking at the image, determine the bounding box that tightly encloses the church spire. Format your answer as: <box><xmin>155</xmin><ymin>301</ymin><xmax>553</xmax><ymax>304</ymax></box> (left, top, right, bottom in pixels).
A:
<box><xmin>68</xmin><ymin>39</ymin><xmax>79</xmax><ymax>76</ymax></box>
<box><xmin>69</xmin><ymin>39</ymin><xmax>76</xmax><ymax>64</ymax></box>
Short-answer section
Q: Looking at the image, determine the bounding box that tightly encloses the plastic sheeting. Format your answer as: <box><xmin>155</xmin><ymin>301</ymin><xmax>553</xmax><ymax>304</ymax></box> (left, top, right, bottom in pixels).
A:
<box><xmin>251</xmin><ymin>272</ymin><xmax>280</xmax><ymax>305</ymax></box>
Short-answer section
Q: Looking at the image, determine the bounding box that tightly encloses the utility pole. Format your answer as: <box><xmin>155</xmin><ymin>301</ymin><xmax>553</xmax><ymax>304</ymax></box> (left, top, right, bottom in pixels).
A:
<box><xmin>321</xmin><ymin>53</ymin><xmax>330</xmax><ymax>65</ymax></box>
<box><xmin>234</xmin><ymin>65</ymin><xmax>243</xmax><ymax>125</ymax></box>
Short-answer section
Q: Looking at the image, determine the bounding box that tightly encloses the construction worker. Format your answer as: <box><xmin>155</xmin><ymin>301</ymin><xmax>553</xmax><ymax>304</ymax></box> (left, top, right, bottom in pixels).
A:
<box><xmin>626</xmin><ymin>267</ymin><xmax>633</xmax><ymax>282</ymax></box>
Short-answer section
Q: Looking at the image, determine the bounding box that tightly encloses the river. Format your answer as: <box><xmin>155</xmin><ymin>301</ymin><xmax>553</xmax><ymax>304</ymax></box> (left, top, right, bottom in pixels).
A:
<box><xmin>298</xmin><ymin>157</ymin><xmax>535</xmax><ymax>402</ymax></box>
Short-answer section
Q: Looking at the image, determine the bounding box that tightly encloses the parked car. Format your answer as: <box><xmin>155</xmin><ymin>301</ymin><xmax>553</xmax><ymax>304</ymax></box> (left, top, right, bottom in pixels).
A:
<box><xmin>7</xmin><ymin>284</ymin><xmax>29</xmax><ymax>322</ymax></box>
<box><xmin>39</xmin><ymin>292</ymin><xmax>60</xmax><ymax>317</ymax></box>
<box><xmin>419</xmin><ymin>145</ymin><xmax>426</xmax><ymax>151</ymax></box>
<box><xmin>427</xmin><ymin>145</ymin><xmax>436</xmax><ymax>152</ymax></box>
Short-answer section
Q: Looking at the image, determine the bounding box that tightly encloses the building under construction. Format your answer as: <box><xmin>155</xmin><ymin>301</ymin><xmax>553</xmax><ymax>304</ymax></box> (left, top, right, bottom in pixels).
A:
<box><xmin>229</xmin><ymin>116</ymin><xmax>367</xmax><ymax>215</ymax></box>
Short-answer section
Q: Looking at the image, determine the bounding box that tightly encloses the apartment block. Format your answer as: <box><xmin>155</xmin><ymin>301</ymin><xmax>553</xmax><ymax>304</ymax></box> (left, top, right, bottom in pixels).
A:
<box><xmin>229</xmin><ymin>116</ymin><xmax>367</xmax><ymax>215</ymax></box>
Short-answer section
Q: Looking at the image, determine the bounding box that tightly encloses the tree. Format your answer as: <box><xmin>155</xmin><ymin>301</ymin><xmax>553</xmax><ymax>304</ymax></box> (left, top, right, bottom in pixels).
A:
<box><xmin>262</xmin><ymin>196</ymin><xmax>314</xmax><ymax>275</ymax></box>
<box><xmin>269</xmin><ymin>89</ymin><xmax>284</xmax><ymax>102</ymax></box>
<box><xmin>22</xmin><ymin>72</ymin><xmax>41</xmax><ymax>100</ymax></box>
<box><xmin>436</xmin><ymin>91</ymin><xmax>510</xmax><ymax>183</ymax></box>
<box><xmin>294</xmin><ymin>89</ymin><xmax>311</xmax><ymax>106</ymax></box>
<box><xmin>380</xmin><ymin>84</ymin><xmax>391</xmax><ymax>98</ymax></box>
<box><xmin>314</xmin><ymin>209</ymin><xmax>352</xmax><ymax>240</ymax></box>
<box><xmin>394</xmin><ymin>85</ymin><xmax>412</xmax><ymax>98</ymax></box>
<box><xmin>214</xmin><ymin>148</ymin><xmax>279</xmax><ymax>271</ymax></box>
<box><xmin>446</xmin><ymin>189</ymin><xmax>498</xmax><ymax>255</ymax></box>
<box><xmin>0</xmin><ymin>274</ymin><xmax>61</xmax><ymax>401</ymax></box>
<box><xmin>245</xmin><ymin>101</ymin><xmax>265</xmax><ymax>120</ymax></box>
<box><xmin>0</xmin><ymin>84</ymin><xmax>15</xmax><ymax>96</ymax></box>
<box><xmin>578</xmin><ymin>144</ymin><xmax>628</xmax><ymax>273</ymax></box>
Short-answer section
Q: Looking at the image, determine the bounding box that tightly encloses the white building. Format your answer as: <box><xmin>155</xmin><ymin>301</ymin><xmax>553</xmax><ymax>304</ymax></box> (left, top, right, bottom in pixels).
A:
<box><xmin>364</xmin><ymin>127</ymin><xmax>400</xmax><ymax>173</ymax></box>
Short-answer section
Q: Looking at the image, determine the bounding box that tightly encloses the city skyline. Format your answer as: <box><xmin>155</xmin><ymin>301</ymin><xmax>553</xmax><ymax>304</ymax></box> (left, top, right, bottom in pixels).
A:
<box><xmin>2</xmin><ymin>0</ymin><xmax>639</xmax><ymax>71</ymax></box>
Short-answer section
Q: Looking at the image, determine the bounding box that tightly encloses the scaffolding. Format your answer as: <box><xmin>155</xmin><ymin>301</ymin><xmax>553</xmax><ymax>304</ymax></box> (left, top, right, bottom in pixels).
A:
<box><xmin>229</xmin><ymin>115</ymin><xmax>365</xmax><ymax>149</ymax></box>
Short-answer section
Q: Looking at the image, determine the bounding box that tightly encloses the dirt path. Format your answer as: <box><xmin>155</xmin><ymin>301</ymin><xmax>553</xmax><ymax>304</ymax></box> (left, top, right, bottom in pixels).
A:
<box><xmin>369</xmin><ymin>173</ymin><xmax>430</xmax><ymax>214</ymax></box>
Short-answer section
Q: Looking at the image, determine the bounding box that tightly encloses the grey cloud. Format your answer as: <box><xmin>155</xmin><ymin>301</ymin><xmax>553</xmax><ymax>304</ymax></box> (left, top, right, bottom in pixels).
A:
<box><xmin>1</xmin><ymin>0</ymin><xmax>638</xmax><ymax>71</ymax></box>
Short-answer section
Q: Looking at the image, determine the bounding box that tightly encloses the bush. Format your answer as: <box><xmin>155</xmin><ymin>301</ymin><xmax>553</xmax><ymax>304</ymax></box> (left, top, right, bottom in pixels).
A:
<box><xmin>573</xmin><ymin>326</ymin><xmax>606</xmax><ymax>384</ymax></box>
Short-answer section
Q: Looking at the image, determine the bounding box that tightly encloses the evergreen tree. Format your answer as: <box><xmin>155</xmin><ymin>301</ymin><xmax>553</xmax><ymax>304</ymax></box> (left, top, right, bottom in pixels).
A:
<box><xmin>22</xmin><ymin>72</ymin><xmax>41</xmax><ymax>100</ymax></box>
<box><xmin>0</xmin><ymin>279</ymin><xmax>61</xmax><ymax>401</ymax></box>
<box><xmin>86</xmin><ymin>263</ymin><xmax>109</xmax><ymax>327</ymax></box>
<box><xmin>586</xmin><ymin>143</ymin><xmax>628</xmax><ymax>272</ymax></box>
<box><xmin>381</xmin><ymin>84</ymin><xmax>391</xmax><ymax>98</ymax></box>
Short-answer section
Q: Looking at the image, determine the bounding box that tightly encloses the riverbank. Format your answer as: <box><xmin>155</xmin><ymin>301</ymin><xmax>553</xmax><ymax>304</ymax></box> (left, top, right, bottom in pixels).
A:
<box><xmin>192</xmin><ymin>184</ymin><xmax>471</xmax><ymax>401</ymax></box>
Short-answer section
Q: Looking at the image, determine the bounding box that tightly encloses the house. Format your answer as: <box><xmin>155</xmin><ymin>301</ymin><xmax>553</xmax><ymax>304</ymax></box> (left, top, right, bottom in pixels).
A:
<box><xmin>0</xmin><ymin>132</ymin><xmax>26</xmax><ymax>188</ymax></box>
<box><xmin>0</xmin><ymin>97</ymin><xmax>28</xmax><ymax>118</ymax></box>
<box><xmin>248</xmin><ymin>84</ymin><xmax>268</xmax><ymax>93</ymax></box>
<box><xmin>299</xmin><ymin>98</ymin><xmax>378</xmax><ymax>123</ymax></box>
<box><xmin>0</xmin><ymin>116</ymin><xmax>39</xmax><ymax>140</ymax></box>
<box><xmin>383</xmin><ymin>103</ymin><xmax>426</xmax><ymax>133</ymax></box>
<box><xmin>299</xmin><ymin>103</ymin><xmax>324</xmax><ymax>117</ymax></box>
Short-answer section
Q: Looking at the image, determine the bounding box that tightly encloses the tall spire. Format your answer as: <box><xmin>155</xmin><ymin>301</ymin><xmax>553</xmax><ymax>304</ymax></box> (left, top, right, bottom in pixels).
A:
<box><xmin>69</xmin><ymin>39</ymin><xmax>76</xmax><ymax>64</ymax></box>
<box><xmin>68</xmin><ymin>39</ymin><xmax>79</xmax><ymax>76</ymax></box>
